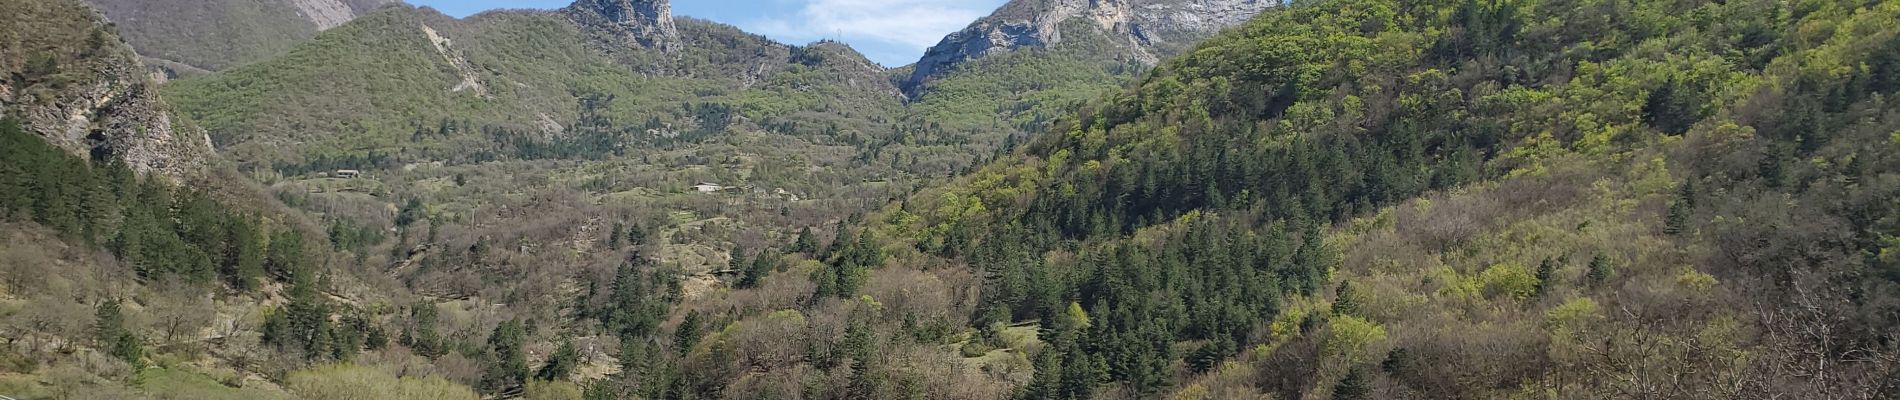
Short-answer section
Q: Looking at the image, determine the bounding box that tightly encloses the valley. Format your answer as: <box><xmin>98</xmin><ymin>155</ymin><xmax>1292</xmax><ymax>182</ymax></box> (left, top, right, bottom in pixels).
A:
<box><xmin>2</xmin><ymin>0</ymin><xmax>1898</xmax><ymax>399</ymax></box>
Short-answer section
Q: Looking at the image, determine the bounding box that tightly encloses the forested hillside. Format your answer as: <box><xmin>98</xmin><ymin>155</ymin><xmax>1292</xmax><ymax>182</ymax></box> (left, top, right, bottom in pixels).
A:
<box><xmin>7</xmin><ymin>0</ymin><xmax>1900</xmax><ymax>398</ymax></box>
<box><xmin>1</xmin><ymin>1</ymin><xmax>466</xmax><ymax>398</ymax></box>
<box><xmin>868</xmin><ymin>0</ymin><xmax>1900</xmax><ymax>397</ymax></box>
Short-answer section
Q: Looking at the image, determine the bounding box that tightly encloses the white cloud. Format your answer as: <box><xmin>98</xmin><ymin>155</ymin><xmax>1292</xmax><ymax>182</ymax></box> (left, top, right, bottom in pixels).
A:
<box><xmin>746</xmin><ymin>0</ymin><xmax>999</xmax><ymax>57</ymax></box>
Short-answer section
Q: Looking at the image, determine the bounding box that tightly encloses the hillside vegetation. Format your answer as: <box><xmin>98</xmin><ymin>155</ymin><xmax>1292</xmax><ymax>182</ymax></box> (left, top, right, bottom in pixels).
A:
<box><xmin>863</xmin><ymin>0</ymin><xmax>1900</xmax><ymax>397</ymax></box>
<box><xmin>6</xmin><ymin>0</ymin><xmax>1900</xmax><ymax>398</ymax></box>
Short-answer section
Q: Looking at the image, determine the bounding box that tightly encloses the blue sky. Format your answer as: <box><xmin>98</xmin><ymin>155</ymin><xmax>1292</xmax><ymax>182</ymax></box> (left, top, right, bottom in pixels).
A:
<box><xmin>406</xmin><ymin>0</ymin><xmax>1009</xmax><ymax>67</ymax></box>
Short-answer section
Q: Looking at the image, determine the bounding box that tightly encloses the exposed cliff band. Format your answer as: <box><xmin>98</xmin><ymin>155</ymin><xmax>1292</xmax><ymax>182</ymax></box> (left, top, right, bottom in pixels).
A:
<box><xmin>564</xmin><ymin>0</ymin><xmax>681</xmax><ymax>53</ymax></box>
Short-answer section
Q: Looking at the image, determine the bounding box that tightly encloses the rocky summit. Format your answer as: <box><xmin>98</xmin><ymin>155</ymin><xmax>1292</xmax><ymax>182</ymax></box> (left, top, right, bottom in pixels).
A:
<box><xmin>903</xmin><ymin>0</ymin><xmax>1278</xmax><ymax>97</ymax></box>
<box><xmin>565</xmin><ymin>0</ymin><xmax>681</xmax><ymax>53</ymax></box>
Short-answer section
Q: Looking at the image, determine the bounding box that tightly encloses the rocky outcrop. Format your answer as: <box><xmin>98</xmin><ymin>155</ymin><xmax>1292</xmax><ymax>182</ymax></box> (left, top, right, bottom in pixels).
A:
<box><xmin>903</xmin><ymin>0</ymin><xmax>1278</xmax><ymax>97</ymax></box>
<box><xmin>288</xmin><ymin>0</ymin><xmax>361</xmax><ymax>30</ymax></box>
<box><xmin>2</xmin><ymin>0</ymin><xmax>212</xmax><ymax>177</ymax></box>
<box><xmin>563</xmin><ymin>0</ymin><xmax>681</xmax><ymax>53</ymax></box>
<box><xmin>420</xmin><ymin>23</ymin><xmax>490</xmax><ymax>97</ymax></box>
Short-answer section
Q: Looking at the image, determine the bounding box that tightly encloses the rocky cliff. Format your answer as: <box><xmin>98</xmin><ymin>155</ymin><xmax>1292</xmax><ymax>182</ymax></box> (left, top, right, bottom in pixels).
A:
<box><xmin>2</xmin><ymin>0</ymin><xmax>212</xmax><ymax>177</ymax></box>
<box><xmin>902</xmin><ymin>0</ymin><xmax>1278</xmax><ymax>97</ymax></box>
<box><xmin>564</xmin><ymin>0</ymin><xmax>682</xmax><ymax>53</ymax></box>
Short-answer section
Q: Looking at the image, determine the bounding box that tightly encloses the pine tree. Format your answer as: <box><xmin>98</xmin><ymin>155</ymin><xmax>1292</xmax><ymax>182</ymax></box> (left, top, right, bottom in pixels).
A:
<box><xmin>1332</xmin><ymin>366</ymin><xmax>1371</xmax><ymax>400</ymax></box>
<box><xmin>267</xmin><ymin>229</ymin><xmax>306</xmax><ymax>279</ymax></box>
<box><xmin>1332</xmin><ymin>281</ymin><xmax>1361</xmax><ymax>317</ymax></box>
<box><xmin>225</xmin><ymin>218</ymin><xmax>266</xmax><ymax>290</ymax></box>
<box><xmin>94</xmin><ymin>300</ymin><xmax>142</xmax><ymax>366</ymax></box>
<box><xmin>674</xmin><ymin>311</ymin><xmax>703</xmax><ymax>355</ymax></box>
<box><xmin>739</xmin><ymin>252</ymin><xmax>773</xmax><ymax>289</ymax></box>
<box><xmin>538</xmin><ymin>340</ymin><xmax>581</xmax><ymax>381</ymax></box>
<box><xmin>791</xmin><ymin>227</ymin><xmax>819</xmax><ymax>254</ymax></box>
<box><xmin>609</xmin><ymin>222</ymin><xmax>625</xmax><ymax>249</ymax></box>
<box><xmin>482</xmin><ymin>319</ymin><xmax>529</xmax><ymax>393</ymax></box>
<box><xmin>1643</xmin><ymin>77</ymin><xmax>1702</xmax><ymax>135</ymax></box>
<box><xmin>1664</xmin><ymin>181</ymin><xmax>1697</xmax><ymax>236</ymax></box>
<box><xmin>1534</xmin><ymin>257</ymin><xmax>1558</xmax><ymax>297</ymax></box>
<box><xmin>1587</xmin><ymin>254</ymin><xmax>1614</xmax><ymax>288</ymax></box>
<box><xmin>727</xmin><ymin>246</ymin><xmax>749</xmax><ymax>275</ymax></box>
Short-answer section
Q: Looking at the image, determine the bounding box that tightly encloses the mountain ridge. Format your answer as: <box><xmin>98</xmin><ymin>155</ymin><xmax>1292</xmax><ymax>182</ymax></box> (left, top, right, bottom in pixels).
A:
<box><xmin>902</xmin><ymin>0</ymin><xmax>1278</xmax><ymax>98</ymax></box>
<box><xmin>86</xmin><ymin>0</ymin><xmax>400</xmax><ymax>76</ymax></box>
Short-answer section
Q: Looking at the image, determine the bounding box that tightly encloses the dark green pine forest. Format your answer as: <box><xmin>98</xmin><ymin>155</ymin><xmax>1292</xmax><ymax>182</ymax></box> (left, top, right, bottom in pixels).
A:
<box><xmin>2</xmin><ymin>0</ymin><xmax>1899</xmax><ymax>399</ymax></box>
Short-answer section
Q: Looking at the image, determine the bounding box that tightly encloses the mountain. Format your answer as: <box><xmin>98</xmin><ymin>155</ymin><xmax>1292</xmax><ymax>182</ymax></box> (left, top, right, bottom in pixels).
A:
<box><xmin>870</xmin><ymin>0</ymin><xmax>1900</xmax><ymax>397</ymax></box>
<box><xmin>903</xmin><ymin>0</ymin><xmax>1276</xmax><ymax>97</ymax></box>
<box><xmin>85</xmin><ymin>0</ymin><xmax>397</xmax><ymax>77</ymax></box>
<box><xmin>1</xmin><ymin>0</ymin><xmax>211</xmax><ymax>176</ymax></box>
<box><xmin>164</xmin><ymin>2</ymin><xmax>906</xmax><ymax>168</ymax></box>
<box><xmin>12</xmin><ymin>0</ymin><xmax>1900</xmax><ymax>398</ymax></box>
<box><xmin>884</xmin><ymin>0</ymin><xmax>1277</xmax><ymax>175</ymax></box>
<box><xmin>2</xmin><ymin>1</ymin><xmax>410</xmax><ymax>398</ymax></box>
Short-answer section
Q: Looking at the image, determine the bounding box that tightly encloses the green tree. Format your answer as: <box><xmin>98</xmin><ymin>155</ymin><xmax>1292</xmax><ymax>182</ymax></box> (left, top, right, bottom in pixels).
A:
<box><xmin>1665</xmin><ymin>181</ymin><xmax>1697</xmax><ymax>236</ymax></box>
<box><xmin>791</xmin><ymin>227</ymin><xmax>819</xmax><ymax>254</ymax></box>
<box><xmin>1643</xmin><ymin>77</ymin><xmax>1703</xmax><ymax>135</ymax></box>
<box><xmin>1587</xmin><ymin>254</ymin><xmax>1614</xmax><ymax>288</ymax></box>
<box><xmin>1332</xmin><ymin>281</ymin><xmax>1361</xmax><ymax>317</ymax></box>
<box><xmin>1534</xmin><ymin>258</ymin><xmax>1558</xmax><ymax>297</ymax></box>
<box><xmin>1332</xmin><ymin>366</ymin><xmax>1371</xmax><ymax>400</ymax></box>
<box><xmin>673</xmin><ymin>311</ymin><xmax>703</xmax><ymax>355</ymax></box>
<box><xmin>481</xmin><ymin>319</ymin><xmax>529</xmax><ymax>393</ymax></box>
<box><xmin>93</xmin><ymin>300</ymin><xmax>143</xmax><ymax>367</ymax></box>
<box><xmin>738</xmin><ymin>252</ymin><xmax>774</xmax><ymax>289</ymax></box>
<box><xmin>537</xmin><ymin>340</ymin><xmax>581</xmax><ymax>381</ymax></box>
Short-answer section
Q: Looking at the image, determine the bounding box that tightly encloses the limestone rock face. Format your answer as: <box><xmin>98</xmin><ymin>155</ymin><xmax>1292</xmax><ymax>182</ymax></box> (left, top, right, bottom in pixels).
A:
<box><xmin>903</xmin><ymin>0</ymin><xmax>1278</xmax><ymax>97</ymax></box>
<box><xmin>2</xmin><ymin>1</ymin><xmax>212</xmax><ymax>178</ymax></box>
<box><xmin>564</xmin><ymin>0</ymin><xmax>681</xmax><ymax>53</ymax></box>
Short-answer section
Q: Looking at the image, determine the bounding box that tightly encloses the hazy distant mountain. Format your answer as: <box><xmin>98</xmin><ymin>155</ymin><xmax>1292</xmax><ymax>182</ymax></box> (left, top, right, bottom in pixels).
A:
<box><xmin>86</xmin><ymin>0</ymin><xmax>398</xmax><ymax>77</ymax></box>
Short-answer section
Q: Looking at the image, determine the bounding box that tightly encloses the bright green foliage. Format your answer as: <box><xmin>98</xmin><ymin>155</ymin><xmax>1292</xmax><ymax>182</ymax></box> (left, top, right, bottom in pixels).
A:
<box><xmin>1479</xmin><ymin>263</ymin><xmax>1538</xmax><ymax>301</ymax></box>
<box><xmin>880</xmin><ymin>0</ymin><xmax>1900</xmax><ymax>396</ymax></box>
<box><xmin>523</xmin><ymin>379</ymin><xmax>584</xmax><ymax>400</ymax></box>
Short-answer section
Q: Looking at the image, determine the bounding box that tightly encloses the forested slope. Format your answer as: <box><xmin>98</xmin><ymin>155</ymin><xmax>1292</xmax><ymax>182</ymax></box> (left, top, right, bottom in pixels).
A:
<box><xmin>864</xmin><ymin>0</ymin><xmax>1900</xmax><ymax>397</ymax></box>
